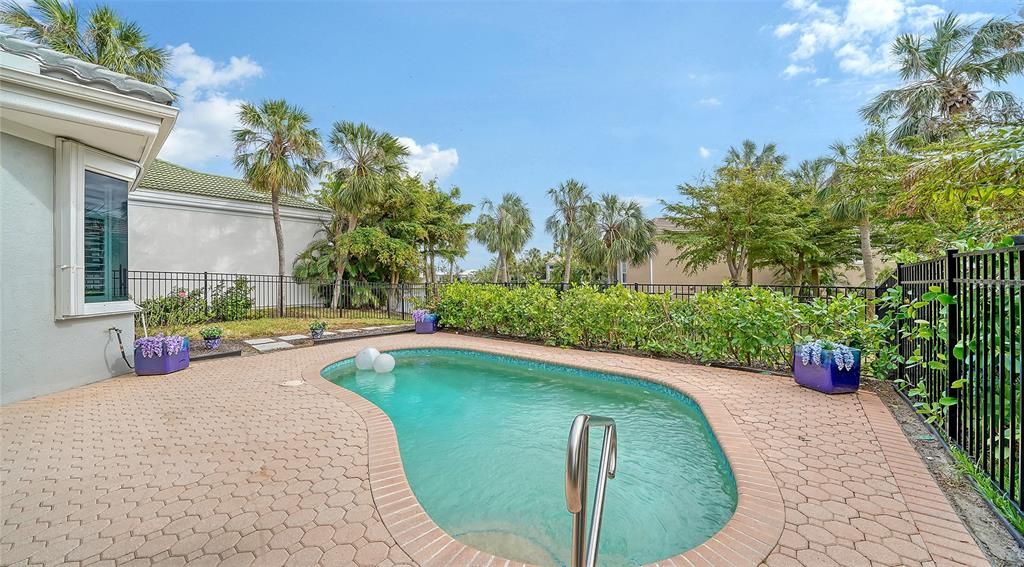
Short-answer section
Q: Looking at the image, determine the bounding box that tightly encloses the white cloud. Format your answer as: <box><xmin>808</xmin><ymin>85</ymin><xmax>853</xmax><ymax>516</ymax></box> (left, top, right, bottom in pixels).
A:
<box><xmin>397</xmin><ymin>137</ymin><xmax>459</xmax><ymax>180</ymax></box>
<box><xmin>160</xmin><ymin>44</ymin><xmax>263</xmax><ymax>167</ymax></box>
<box><xmin>698</xmin><ymin>146</ymin><xmax>712</xmax><ymax>159</ymax></box>
<box><xmin>811</xmin><ymin>77</ymin><xmax>831</xmax><ymax>86</ymax></box>
<box><xmin>773</xmin><ymin>0</ymin><xmax>989</xmax><ymax>77</ymax></box>
<box><xmin>782</xmin><ymin>64</ymin><xmax>815</xmax><ymax>78</ymax></box>
<box><xmin>697</xmin><ymin>97</ymin><xmax>722</xmax><ymax>107</ymax></box>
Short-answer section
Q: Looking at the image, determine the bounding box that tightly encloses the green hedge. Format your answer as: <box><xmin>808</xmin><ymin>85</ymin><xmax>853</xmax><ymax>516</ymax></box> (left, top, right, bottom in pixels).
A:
<box><xmin>435</xmin><ymin>282</ymin><xmax>893</xmax><ymax>375</ymax></box>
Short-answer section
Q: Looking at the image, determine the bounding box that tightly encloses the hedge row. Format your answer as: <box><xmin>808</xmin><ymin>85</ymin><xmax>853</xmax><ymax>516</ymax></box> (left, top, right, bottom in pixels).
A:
<box><xmin>434</xmin><ymin>282</ymin><xmax>894</xmax><ymax>375</ymax></box>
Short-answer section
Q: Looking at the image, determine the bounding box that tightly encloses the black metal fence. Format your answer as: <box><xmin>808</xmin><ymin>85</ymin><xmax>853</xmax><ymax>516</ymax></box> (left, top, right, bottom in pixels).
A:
<box><xmin>897</xmin><ymin>245</ymin><xmax>1024</xmax><ymax>513</ymax></box>
<box><xmin>128</xmin><ymin>270</ymin><xmax>438</xmax><ymax>325</ymax></box>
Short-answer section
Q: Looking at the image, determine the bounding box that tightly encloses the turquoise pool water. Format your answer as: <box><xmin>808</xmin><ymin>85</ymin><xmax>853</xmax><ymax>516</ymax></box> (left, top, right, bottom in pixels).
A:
<box><xmin>323</xmin><ymin>349</ymin><xmax>736</xmax><ymax>566</ymax></box>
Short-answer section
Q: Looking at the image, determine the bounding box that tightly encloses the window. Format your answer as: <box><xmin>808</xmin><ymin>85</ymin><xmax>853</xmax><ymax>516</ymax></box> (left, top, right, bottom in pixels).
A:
<box><xmin>55</xmin><ymin>139</ymin><xmax>139</xmax><ymax>319</ymax></box>
<box><xmin>84</xmin><ymin>171</ymin><xmax>130</xmax><ymax>303</ymax></box>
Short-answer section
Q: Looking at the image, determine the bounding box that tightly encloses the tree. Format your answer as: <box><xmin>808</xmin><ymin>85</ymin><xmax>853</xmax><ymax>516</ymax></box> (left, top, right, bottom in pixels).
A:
<box><xmin>1</xmin><ymin>0</ymin><xmax>168</xmax><ymax>85</ymax></box>
<box><xmin>474</xmin><ymin>193</ymin><xmax>533</xmax><ymax>283</ymax></box>
<box><xmin>322</xmin><ymin>121</ymin><xmax>409</xmax><ymax>307</ymax></box>
<box><xmin>233</xmin><ymin>100</ymin><xmax>324</xmax><ymax>315</ymax></box>
<box><xmin>420</xmin><ymin>182</ymin><xmax>473</xmax><ymax>286</ymax></box>
<box><xmin>862</xmin><ymin>13</ymin><xmax>1024</xmax><ymax>145</ymax></box>
<box><xmin>724</xmin><ymin>140</ymin><xmax>787</xmax><ymax>172</ymax></box>
<box><xmin>820</xmin><ymin>126</ymin><xmax>902</xmax><ymax>288</ymax></box>
<box><xmin>581</xmin><ymin>194</ymin><xmax>656</xmax><ymax>283</ymax></box>
<box><xmin>545</xmin><ymin>179</ymin><xmax>594</xmax><ymax>284</ymax></box>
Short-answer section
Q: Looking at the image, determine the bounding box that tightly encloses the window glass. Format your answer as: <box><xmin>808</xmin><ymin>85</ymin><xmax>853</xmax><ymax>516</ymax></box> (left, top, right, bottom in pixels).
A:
<box><xmin>84</xmin><ymin>170</ymin><xmax>129</xmax><ymax>303</ymax></box>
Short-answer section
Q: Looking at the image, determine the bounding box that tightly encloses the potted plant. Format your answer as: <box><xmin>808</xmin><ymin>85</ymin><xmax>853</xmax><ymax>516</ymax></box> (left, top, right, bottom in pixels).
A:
<box><xmin>309</xmin><ymin>320</ymin><xmax>327</xmax><ymax>340</ymax></box>
<box><xmin>793</xmin><ymin>340</ymin><xmax>861</xmax><ymax>394</ymax></box>
<box><xmin>134</xmin><ymin>334</ymin><xmax>190</xmax><ymax>376</ymax></box>
<box><xmin>200</xmin><ymin>326</ymin><xmax>223</xmax><ymax>350</ymax></box>
<box><xmin>413</xmin><ymin>309</ymin><xmax>438</xmax><ymax>334</ymax></box>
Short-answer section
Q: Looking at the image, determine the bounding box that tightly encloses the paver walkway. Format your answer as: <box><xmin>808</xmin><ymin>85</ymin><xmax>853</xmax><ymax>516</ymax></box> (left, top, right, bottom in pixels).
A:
<box><xmin>1</xmin><ymin>334</ymin><xmax>990</xmax><ymax>566</ymax></box>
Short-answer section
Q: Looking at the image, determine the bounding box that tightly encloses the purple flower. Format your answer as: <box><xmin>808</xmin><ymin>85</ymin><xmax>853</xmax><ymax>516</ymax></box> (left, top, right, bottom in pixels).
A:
<box><xmin>412</xmin><ymin>309</ymin><xmax>433</xmax><ymax>323</ymax></box>
<box><xmin>134</xmin><ymin>334</ymin><xmax>186</xmax><ymax>359</ymax></box>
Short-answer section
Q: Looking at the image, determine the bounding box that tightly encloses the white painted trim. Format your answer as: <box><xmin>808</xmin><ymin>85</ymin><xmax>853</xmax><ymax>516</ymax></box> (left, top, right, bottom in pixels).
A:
<box><xmin>0</xmin><ymin>117</ymin><xmax>56</xmax><ymax>147</ymax></box>
<box><xmin>79</xmin><ymin>301</ymin><xmax>139</xmax><ymax>318</ymax></box>
<box><xmin>129</xmin><ymin>188</ymin><xmax>331</xmax><ymax>222</ymax></box>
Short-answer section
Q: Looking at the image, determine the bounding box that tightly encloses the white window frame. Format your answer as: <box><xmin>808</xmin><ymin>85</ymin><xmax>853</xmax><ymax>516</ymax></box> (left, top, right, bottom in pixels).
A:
<box><xmin>54</xmin><ymin>139</ymin><xmax>140</xmax><ymax>319</ymax></box>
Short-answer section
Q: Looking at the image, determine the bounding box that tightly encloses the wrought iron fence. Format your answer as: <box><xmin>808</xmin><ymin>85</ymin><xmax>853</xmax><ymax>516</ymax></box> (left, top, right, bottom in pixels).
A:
<box><xmin>896</xmin><ymin>245</ymin><xmax>1024</xmax><ymax>514</ymax></box>
<box><xmin>128</xmin><ymin>270</ymin><xmax>438</xmax><ymax>325</ymax></box>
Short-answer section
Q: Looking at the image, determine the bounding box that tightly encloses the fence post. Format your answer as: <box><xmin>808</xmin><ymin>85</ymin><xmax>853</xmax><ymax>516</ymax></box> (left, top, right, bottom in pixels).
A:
<box><xmin>387</xmin><ymin>284</ymin><xmax>392</xmax><ymax>319</ymax></box>
<box><xmin>401</xmin><ymin>284</ymin><xmax>406</xmax><ymax>320</ymax></box>
<box><xmin>896</xmin><ymin>262</ymin><xmax>905</xmax><ymax>386</ymax></box>
<box><xmin>203</xmin><ymin>271</ymin><xmax>210</xmax><ymax>316</ymax></box>
<box><xmin>945</xmin><ymin>248</ymin><xmax>961</xmax><ymax>436</ymax></box>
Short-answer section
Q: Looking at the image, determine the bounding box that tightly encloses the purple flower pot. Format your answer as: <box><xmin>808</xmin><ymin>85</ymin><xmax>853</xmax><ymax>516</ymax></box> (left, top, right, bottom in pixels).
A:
<box><xmin>415</xmin><ymin>319</ymin><xmax>438</xmax><ymax>334</ymax></box>
<box><xmin>793</xmin><ymin>347</ymin><xmax>861</xmax><ymax>394</ymax></box>
<box><xmin>204</xmin><ymin>338</ymin><xmax>221</xmax><ymax>350</ymax></box>
<box><xmin>135</xmin><ymin>338</ymin><xmax>190</xmax><ymax>376</ymax></box>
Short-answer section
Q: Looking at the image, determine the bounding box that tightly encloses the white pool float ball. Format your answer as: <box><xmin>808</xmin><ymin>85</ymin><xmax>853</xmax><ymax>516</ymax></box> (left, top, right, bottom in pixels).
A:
<box><xmin>355</xmin><ymin>348</ymin><xmax>380</xmax><ymax>370</ymax></box>
<box><xmin>373</xmin><ymin>353</ymin><xmax>396</xmax><ymax>373</ymax></box>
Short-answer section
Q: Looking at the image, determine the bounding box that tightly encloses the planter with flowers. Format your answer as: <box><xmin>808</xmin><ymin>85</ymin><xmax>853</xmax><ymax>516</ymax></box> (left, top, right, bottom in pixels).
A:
<box><xmin>200</xmin><ymin>326</ymin><xmax>223</xmax><ymax>350</ymax></box>
<box><xmin>135</xmin><ymin>334</ymin><xmax>190</xmax><ymax>376</ymax></box>
<box><xmin>413</xmin><ymin>309</ymin><xmax>438</xmax><ymax>334</ymax></box>
<box><xmin>309</xmin><ymin>320</ymin><xmax>327</xmax><ymax>340</ymax></box>
<box><xmin>793</xmin><ymin>340</ymin><xmax>861</xmax><ymax>394</ymax></box>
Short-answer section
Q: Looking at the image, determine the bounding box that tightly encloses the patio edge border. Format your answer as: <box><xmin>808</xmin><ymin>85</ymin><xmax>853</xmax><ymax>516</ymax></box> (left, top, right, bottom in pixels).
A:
<box><xmin>302</xmin><ymin>339</ymin><xmax>785</xmax><ymax>567</ymax></box>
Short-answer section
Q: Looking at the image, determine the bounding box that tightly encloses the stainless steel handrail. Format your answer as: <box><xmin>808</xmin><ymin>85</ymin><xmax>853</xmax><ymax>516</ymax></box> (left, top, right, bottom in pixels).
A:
<box><xmin>565</xmin><ymin>414</ymin><xmax>617</xmax><ymax>567</ymax></box>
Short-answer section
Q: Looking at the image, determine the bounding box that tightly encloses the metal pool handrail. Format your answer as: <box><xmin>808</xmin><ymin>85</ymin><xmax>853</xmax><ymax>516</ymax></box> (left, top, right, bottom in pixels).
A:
<box><xmin>565</xmin><ymin>414</ymin><xmax>617</xmax><ymax>567</ymax></box>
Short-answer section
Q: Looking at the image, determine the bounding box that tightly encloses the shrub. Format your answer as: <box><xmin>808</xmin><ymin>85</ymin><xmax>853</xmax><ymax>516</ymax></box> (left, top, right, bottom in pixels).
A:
<box><xmin>210</xmin><ymin>277</ymin><xmax>253</xmax><ymax>321</ymax></box>
<box><xmin>139</xmin><ymin>288</ymin><xmax>206</xmax><ymax>326</ymax></box>
<box><xmin>436</xmin><ymin>282</ymin><xmax>885</xmax><ymax>373</ymax></box>
<box><xmin>199</xmin><ymin>326</ymin><xmax>223</xmax><ymax>339</ymax></box>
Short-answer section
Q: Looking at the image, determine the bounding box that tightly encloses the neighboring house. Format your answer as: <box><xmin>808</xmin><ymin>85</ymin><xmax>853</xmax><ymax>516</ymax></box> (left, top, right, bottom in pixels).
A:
<box><xmin>1</xmin><ymin>34</ymin><xmax>178</xmax><ymax>403</ymax></box>
<box><xmin>129</xmin><ymin>160</ymin><xmax>330</xmax><ymax>275</ymax></box>
<box><xmin>624</xmin><ymin>218</ymin><xmax>870</xmax><ymax>286</ymax></box>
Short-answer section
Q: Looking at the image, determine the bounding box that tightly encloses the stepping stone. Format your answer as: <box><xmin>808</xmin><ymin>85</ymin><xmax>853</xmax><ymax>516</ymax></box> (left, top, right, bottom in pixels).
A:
<box><xmin>321</xmin><ymin>331</ymin><xmax>336</xmax><ymax>336</ymax></box>
<box><xmin>244</xmin><ymin>338</ymin><xmax>275</xmax><ymax>345</ymax></box>
<box><xmin>337</xmin><ymin>329</ymin><xmax>359</xmax><ymax>334</ymax></box>
<box><xmin>278</xmin><ymin>334</ymin><xmax>308</xmax><ymax>341</ymax></box>
<box><xmin>251</xmin><ymin>341</ymin><xmax>294</xmax><ymax>353</ymax></box>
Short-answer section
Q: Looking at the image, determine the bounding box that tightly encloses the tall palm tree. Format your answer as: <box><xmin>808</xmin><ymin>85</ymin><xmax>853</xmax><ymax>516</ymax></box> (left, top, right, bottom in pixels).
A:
<box><xmin>545</xmin><ymin>179</ymin><xmax>594</xmax><ymax>284</ymax></box>
<box><xmin>862</xmin><ymin>13</ymin><xmax>1024</xmax><ymax>144</ymax></box>
<box><xmin>820</xmin><ymin>127</ymin><xmax>896</xmax><ymax>289</ymax></box>
<box><xmin>474</xmin><ymin>193</ymin><xmax>533</xmax><ymax>283</ymax></box>
<box><xmin>582</xmin><ymin>194</ymin><xmax>657</xmax><ymax>283</ymax></box>
<box><xmin>233</xmin><ymin>100</ymin><xmax>325</xmax><ymax>314</ymax></box>
<box><xmin>724</xmin><ymin>140</ymin><xmax>787</xmax><ymax>174</ymax></box>
<box><xmin>322</xmin><ymin>121</ymin><xmax>409</xmax><ymax>307</ymax></box>
<box><xmin>1</xmin><ymin>0</ymin><xmax>168</xmax><ymax>85</ymax></box>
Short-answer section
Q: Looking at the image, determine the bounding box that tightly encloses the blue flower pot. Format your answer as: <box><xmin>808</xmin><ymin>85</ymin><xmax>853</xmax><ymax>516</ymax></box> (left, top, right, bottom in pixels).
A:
<box><xmin>135</xmin><ymin>338</ymin><xmax>190</xmax><ymax>376</ymax></box>
<box><xmin>204</xmin><ymin>337</ymin><xmax>221</xmax><ymax>350</ymax></box>
<box><xmin>793</xmin><ymin>346</ymin><xmax>861</xmax><ymax>394</ymax></box>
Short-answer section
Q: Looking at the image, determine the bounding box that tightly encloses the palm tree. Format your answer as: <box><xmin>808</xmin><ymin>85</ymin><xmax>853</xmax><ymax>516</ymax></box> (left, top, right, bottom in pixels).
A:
<box><xmin>1</xmin><ymin>0</ymin><xmax>168</xmax><ymax>85</ymax></box>
<box><xmin>820</xmin><ymin>127</ymin><xmax>897</xmax><ymax>289</ymax></box>
<box><xmin>322</xmin><ymin>121</ymin><xmax>409</xmax><ymax>307</ymax></box>
<box><xmin>724</xmin><ymin>140</ymin><xmax>787</xmax><ymax>174</ymax></box>
<box><xmin>474</xmin><ymin>193</ymin><xmax>533</xmax><ymax>283</ymax></box>
<box><xmin>233</xmin><ymin>100</ymin><xmax>325</xmax><ymax>314</ymax></box>
<box><xmin>545</xmin><ymin>179</ymin><xmax>594</xmax><ymax>284</ymax></box>
<box><xmin>582</xmin><ymin>194</ymin><xmax>657</xmax><ymax>283</ymax></box>
<box><xmin>862</xmin><ymin>13</ymin><xmax>1024</xmax><ymax>144</ymax></box>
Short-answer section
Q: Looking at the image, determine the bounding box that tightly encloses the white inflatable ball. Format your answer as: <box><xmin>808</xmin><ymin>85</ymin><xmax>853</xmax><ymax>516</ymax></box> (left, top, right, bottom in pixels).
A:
<box><xmin>373</xmin><ymin>353</ymin><xmax>396</xmax><ymax>373</ymax></box>
<box><xmin>355</xmin><ymin>347</ymin><xmax>380</xmax><ymax>370</ymax></box>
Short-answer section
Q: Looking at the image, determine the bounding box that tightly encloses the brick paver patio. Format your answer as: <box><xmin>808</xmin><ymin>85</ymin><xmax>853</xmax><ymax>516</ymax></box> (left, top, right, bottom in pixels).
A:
<box><xmin>1</xmin><ymin>334</ymin><xmax>991</xmax><ymax>566</ymax></box>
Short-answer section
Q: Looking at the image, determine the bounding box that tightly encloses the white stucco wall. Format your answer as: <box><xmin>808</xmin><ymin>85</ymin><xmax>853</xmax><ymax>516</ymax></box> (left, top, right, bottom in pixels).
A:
<box><xmin>128</xmin><ymin>190</ymin><xmax>327</xmax><ymax>275</ymax></box>
<box><xmin>1</xmin><ymin>133</ymin><xmax>135</xmax><ymax>404</ymax></box>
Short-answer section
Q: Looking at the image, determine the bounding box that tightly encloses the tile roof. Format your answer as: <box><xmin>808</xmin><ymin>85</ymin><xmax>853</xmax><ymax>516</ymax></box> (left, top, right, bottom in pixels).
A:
<box><xmin>138</xmin><ymin>160</ymin><xmax>328</xmax><ymax>212</ymax></box>
<box><xmin>0</xmin><ymin>33</ymin><xmax>174</xmax><ymax>105</ymax></box>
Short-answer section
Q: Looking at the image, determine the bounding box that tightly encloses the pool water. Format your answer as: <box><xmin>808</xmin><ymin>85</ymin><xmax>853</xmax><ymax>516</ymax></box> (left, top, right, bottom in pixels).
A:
<box><xmin>323</xmin><ymin>349</ymin><xmax>736</xmax><ymax>566</ymax></box>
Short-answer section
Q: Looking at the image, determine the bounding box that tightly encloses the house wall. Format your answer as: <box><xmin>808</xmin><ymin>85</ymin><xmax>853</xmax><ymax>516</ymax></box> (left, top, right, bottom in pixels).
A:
<box><xmin>625</xmin><ymin>238</ymin><xmax>871</xmax><ymax>286</ymax></box>
<box><xmin>1</xmin><ymin>132</ymin><xmax>134</xmax><ymax>404</ymax></box>
<box><xmin>128</xmin><ymin>190</ymin><xmax>327</xmax><ymax>275</ymax></box>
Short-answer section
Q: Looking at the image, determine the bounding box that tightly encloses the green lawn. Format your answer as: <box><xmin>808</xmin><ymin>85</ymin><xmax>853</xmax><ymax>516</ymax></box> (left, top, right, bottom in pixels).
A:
<box><xmin>139</xmin><ymin>316</ymin><xmax>406</xmax><ymax>341</ymax></box>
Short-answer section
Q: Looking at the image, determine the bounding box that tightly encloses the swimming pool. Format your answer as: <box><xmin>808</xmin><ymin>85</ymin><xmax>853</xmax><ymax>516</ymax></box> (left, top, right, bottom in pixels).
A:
<box><xmin>322</xmin><ymin>348</ymin><xmax>737</xmax><ymax>566</ymax></box>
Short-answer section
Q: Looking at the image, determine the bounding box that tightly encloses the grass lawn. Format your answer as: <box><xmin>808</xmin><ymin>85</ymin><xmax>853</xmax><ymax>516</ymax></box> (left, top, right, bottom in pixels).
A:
<box><xmin>139</xmin><ymin>316</ymin><xmax>406</xmax><ymax>341</ymax></box>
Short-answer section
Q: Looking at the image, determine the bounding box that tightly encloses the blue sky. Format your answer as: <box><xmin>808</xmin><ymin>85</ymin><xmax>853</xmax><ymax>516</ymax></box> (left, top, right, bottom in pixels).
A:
<box><xmin>110</xmin><ymin>0</ymin><xmax>1020</xmax><ymax>269</ymax></box>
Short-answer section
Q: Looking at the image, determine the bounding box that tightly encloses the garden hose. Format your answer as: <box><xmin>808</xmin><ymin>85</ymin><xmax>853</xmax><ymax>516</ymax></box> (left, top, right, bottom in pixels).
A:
<box><xmin>109</xmin><ymin>327</ymin><xmax>134</xmax><ymax>369</ymax></box>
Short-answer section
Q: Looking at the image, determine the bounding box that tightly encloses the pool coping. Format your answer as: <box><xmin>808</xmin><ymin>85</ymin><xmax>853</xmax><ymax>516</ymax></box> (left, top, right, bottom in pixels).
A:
<box><xmin>302</xmin><ymin>341</ymin><xmax>785</xmax><ymax>566</ymax></box>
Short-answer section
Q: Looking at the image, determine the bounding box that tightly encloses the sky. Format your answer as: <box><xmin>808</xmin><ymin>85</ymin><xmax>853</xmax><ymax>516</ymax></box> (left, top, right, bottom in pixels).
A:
<box><xmin>104</xmin><ymin>0</ymin><xmax>1021</xmax><ymax>269</ymax></box>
